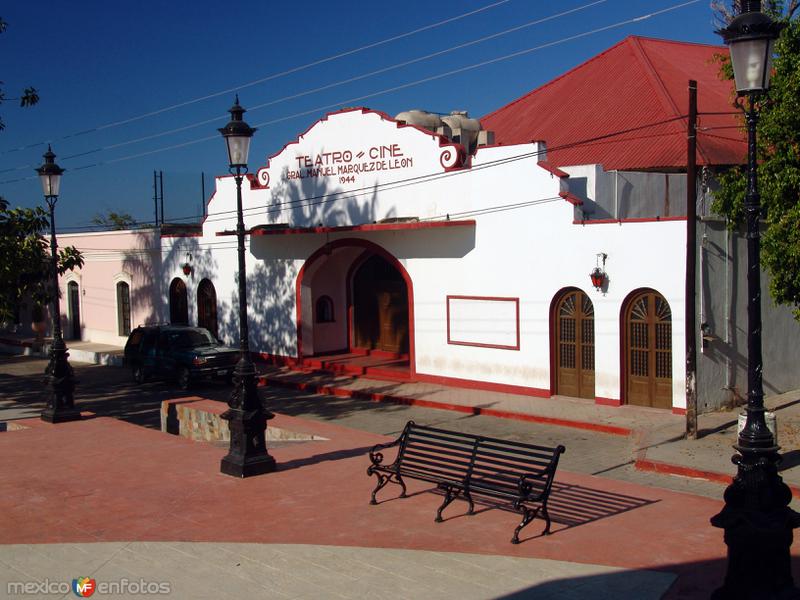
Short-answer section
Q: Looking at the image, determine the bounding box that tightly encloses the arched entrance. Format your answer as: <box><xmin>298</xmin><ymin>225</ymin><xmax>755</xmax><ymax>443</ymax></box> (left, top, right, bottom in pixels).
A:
<box><xmin>197</xmin><ymin>279</ymin><xmax>218</xmax><ymax>337</ymax></box>
<box><xmin>552</xmin><ymin>289</ymin><xmax>594</xmax><ymax>399</ymax></box>
<box><xmin>623</xmin><ymin>289</ymin><xmax>672</xmax><ymax>409</ymax></box>
<box><xmin>295</xmin><ymin>238</ymin><xmax>415</xmax><ymax>377</ymax></box>
<box><xmin>169</xmin><ymin>278</ymin><xmax>188</xmax><ymax>325</ymax></box>
<box><xmin>352</xmin><ymin>254</ymin><xmax>409</xmax><ymax>354</ymax></box>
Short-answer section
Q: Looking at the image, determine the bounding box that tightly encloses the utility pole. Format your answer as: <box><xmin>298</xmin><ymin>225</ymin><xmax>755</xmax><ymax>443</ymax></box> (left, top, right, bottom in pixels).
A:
<box><xmin>201</xmin><ymin>171</ymin><xmax>206</xmax><ymax>217</ymax></box>
<box><xmin>159</xmin><ymin>170</ymin><xmax>165</xmax><ymax>224</ymax></box>
<box><xmin>153</xmin><ymin>170</ymin><xmax>159</xmax><ymax>226</ymax></box>
<box><xmin>686</xmin><ymin>79</ymin><xmax>698</xmax><ymax>439</ymax></box>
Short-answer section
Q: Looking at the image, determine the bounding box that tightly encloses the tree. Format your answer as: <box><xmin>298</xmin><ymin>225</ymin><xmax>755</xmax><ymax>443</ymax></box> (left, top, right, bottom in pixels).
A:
<box><xmin>0</xmin><ymin>197</ymin><xmax>84</xmax><ymax>325</ymax></box>
<box><xmin>0</xmin><ymin>17</ymin><xmax>39</xmax><ymax>132</ymax></box>
<box><xmin>712</xmin><ymin>1</ymin><xmax>800</xmax><ymax>318</ymax></box>
<box><xmin>90</xmin><ymin>211</ymin><xmax>137</xmax><ymax>230</ymax></box>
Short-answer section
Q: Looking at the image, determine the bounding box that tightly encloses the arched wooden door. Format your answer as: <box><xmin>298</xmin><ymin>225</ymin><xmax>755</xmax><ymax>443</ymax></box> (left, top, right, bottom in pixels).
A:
<box><xmin>554</xmin><ymin>290</ymin><xmax>595</xmax><ymax>399</ymax></box>
<box><xmin>352</xmin><ymin>254</ymin><xmax>408</xmax><ymax>354</ymax></box>
<box><xmin>197</xmin><ymin>279</ymin><xmax>218</xmax><ymax>337</ymax></box>
<box><xmin>67</xmin><ymin>281</ymin><xmax>81</xmax><ymax>340</ymax></box>
<box><xmin>625</xmin><ymin>290</ymin><xmax>672</xmax><ymax>409</ymax></box>
<box><xmin>169</xmin><ymin>278</ymin><xmax>188</xmax><ymax>325</ymax></box>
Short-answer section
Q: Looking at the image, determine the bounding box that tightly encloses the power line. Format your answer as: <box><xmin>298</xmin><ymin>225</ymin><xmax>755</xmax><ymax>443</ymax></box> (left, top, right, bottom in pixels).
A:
<box><xmin>0</xmin><ymin>0</ymin><xmax>702</xmax><ymax>186</ymax></box>
<box><xmin>0</xmin><ymin>0</ymin><xmax>608</xmax><ymax>172</ymax></box>
<box><xmin>58</xmin><ymin>116</ymin><xmax>685</xmax><ymax>239</ymax></box>
<box><xmin>0</xmin><ymin>0</ymin><xmax>513</xmax><ymax>158</ymax></box>
<box><xmin>67</xmin><ymin>196</ymin><xmax>565</xmax><ymax>255</ymax></box>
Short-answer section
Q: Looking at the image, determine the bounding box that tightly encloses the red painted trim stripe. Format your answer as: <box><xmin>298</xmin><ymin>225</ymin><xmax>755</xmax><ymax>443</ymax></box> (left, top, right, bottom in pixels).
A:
<box><xmin>573</xmin><ymin>216</ymin><xmax>688</xmax><ymax>225</ymax></box>
<box><xmin>672</xmin><ymin>407</ymin><xmax>687</xmax><ymax>415</ymax></box>
<box><xmin>251</xmin><ymin>106</ymin><xmax>468</xmax><ymax>184</ymax></box>
<box><xmin>260</xmin><ymin>374</ymin><xmax>632</xmax><ymax>437</ymax></box>
<box><xmin>595</xmin><ymin>396</ymin><xmax>622</xmax><ymax>407</ymax></box>
<box><xmin>559</xmin><ymin>191</ymin><xmax>583</xmax><ymax>206</ymax></box>
<box><xmin>247</xmin><ymin>220</ymin><xmax>475</xmax><ymax>237</ymax></box>
<box><xmin>537</xmin><ymin>161</ymin><xmax>570</xmax><ymax>178</ymax></box>
<box><xmin>635</xmin><ymin>457</ymin><xmax>732</xmax><ymax>484</ymax></box>
<box><xmin>415</xmin><ymin>372</ymin><xmax>550</xmax><ymax>398</ymax></box>
<box><xmin>635</xmin><ymin>457</ymin><xmax>800</xmax><ymax>499</ymax></box>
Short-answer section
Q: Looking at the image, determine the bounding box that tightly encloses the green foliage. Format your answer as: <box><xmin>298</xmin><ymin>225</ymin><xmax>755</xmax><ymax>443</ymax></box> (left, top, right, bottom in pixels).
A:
<box><xmin>0</xmin><ymin>17</ymin><xmax>39</xmax><ymax>132</ymax></box>
<box><xmin>90</xmin><ymin>211</ymin><xmax>137</xmax><ymax>230</ymax></box>
<box><xmin>0</xmin><ymin>197</ymin><xmax>84</xmax><ymax>324</ymax></box>
<box><xmin>712</xmin><ymin>13</ymin><xmax>800</xmax><ymax>319</ymax></box>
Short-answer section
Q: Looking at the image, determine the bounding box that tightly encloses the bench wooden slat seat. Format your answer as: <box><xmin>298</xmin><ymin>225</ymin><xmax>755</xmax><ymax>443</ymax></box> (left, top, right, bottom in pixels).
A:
<box><xmin>367</xmin><ymin>420</ymin><xmax>565</xmax><ymax>544</ymax></box>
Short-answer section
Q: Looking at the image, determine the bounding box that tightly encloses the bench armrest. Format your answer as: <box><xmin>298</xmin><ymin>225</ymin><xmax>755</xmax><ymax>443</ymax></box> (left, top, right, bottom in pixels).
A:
<box><xmin>518</xmin><ymin>471</ymin><xmax>547</xmax><ymax>499</ymax></box>
<box><xmin>369</xmin><ymin>438</ymin><xmax>402</xmax><ymax>467</ymax></box>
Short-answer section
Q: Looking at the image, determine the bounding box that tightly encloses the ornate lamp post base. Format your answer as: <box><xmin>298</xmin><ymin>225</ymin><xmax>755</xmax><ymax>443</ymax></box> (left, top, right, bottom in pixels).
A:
<box><xmin>220</xmin><ymin>409</ymin><xmax>276</xmax><ymax>478</ymax></box>
<box><xmin>41</xmin><ymin>406</ymin><xmax>82</xmax><ymax>424</ymax></box>
<box><xmin>711</xmin><ymin>451</ymin><xmax>800</xmax><ymax>600</ymax></box>
<box><xmin>40</xmin><ymin>341</ymin><xmax>80</xmax><ymax>424</ymax></box>
<box><xmin>219</xmin><ymin>363</ymin><xmax>276</xmax><ymax>478</ymax></box>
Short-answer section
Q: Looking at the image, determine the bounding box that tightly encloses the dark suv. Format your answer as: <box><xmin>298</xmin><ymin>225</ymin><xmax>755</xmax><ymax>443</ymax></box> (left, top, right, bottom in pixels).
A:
<box><xmin>124</xmin><ymin>325</ymin><xmax>240</xmax><ymax>389</ymax></box>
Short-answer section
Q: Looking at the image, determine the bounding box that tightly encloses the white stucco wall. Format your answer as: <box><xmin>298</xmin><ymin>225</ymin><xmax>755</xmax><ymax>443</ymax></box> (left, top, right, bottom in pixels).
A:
<box><xmin>163</xmin><ymin>108</ymin><xmax>687</xmax><ymax>408</ymax></box>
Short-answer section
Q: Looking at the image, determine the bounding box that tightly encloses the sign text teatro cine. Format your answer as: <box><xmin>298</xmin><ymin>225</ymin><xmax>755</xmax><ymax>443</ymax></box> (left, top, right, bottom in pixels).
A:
<box><xmin>283</xmin><ymin>144</ymin><xmax>414</xmax><ymax>183</ymax></box>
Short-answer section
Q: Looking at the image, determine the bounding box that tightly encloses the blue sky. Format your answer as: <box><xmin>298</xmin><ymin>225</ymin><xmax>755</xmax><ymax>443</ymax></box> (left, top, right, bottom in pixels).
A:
<box><xmin>0</xmin><ymin>0</ymin><xmax>725</xmax><ymax>229</ymax></box>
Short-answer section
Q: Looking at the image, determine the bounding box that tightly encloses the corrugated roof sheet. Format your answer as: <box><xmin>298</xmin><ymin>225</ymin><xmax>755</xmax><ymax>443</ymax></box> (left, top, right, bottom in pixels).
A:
<box><xmin>481</xmin><ymin>36</ymin><xmax>745</xmax><ymax>170</ymax></box>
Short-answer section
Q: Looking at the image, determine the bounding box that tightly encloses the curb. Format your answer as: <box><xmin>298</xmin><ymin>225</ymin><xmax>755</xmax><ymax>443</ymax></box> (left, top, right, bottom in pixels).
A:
<box><xmin>261</xmin><ymin>376</ymin><xmax>633</xmax><ymax>437</ymax></box>
<box><xmin>634</xmin><ymin>457</ymin><xmax>800</xmax><ymax>499</ymax></box>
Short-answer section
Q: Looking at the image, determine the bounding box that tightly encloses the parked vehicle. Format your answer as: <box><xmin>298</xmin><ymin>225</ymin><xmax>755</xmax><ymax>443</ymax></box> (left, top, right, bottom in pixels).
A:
<box><xmin>124</xmin><ymin>325</ymin><xmax>240</xmax><ymax>389</ymax></box>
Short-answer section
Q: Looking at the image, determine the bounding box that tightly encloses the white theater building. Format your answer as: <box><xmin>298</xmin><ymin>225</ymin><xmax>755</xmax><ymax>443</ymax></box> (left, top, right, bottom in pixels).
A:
<box><xmin>162</xmin><ymin>105</ymin><xmax>683</xmax><ymax>411</ymax></box>
<box><xmin>157</xmin><ymin>36</ymin><xmax>800</xmax><ymax>415</ymax></box>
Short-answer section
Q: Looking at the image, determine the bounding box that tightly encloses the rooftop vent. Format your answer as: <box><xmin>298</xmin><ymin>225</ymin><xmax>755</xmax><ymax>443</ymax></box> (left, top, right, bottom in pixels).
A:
<box><xmin>395</xmin><ymin>109</ymin><xmax>494</xmax><ymax>154</ymax></box>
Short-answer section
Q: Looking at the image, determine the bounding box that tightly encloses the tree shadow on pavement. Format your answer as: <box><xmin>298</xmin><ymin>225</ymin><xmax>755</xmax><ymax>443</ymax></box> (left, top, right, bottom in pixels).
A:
<box><xmin>0</xmin><ymin>356</ymin><xmax>232</xmax><ymax>430</ymax></box>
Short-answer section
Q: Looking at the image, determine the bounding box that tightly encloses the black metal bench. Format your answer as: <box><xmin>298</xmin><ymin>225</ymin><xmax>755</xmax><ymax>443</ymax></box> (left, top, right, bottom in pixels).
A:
<box><xmin>367</xmin><ymin>420</ymin><xmax>565</xmax><ymax>544</ymax></box>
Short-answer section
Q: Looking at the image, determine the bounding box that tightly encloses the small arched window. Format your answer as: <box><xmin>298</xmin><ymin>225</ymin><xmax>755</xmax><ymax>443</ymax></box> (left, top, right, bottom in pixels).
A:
<box><xmin>315</xmin><ymin>295</ymin><xmax>335</xmax><ymax>323</ymax></box>
<box><xmin>116</xmin><ymin>281</ymin><xmax>131</xmax><ymax>336</ymax></box>
<box><xmin>169</xmin><ymin>278</ymin><xmax>189</xmax><ymax>325</ymax></box>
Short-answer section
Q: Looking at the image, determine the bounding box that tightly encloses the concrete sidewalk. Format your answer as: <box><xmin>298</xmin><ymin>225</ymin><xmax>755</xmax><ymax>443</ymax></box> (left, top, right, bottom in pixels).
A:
<box><xmin>0</xmin><ymin>543</ymin><xmax>675</xmax><ymax>600</ymax></box>
<box><xmin>0</xmin><ymin>332</ymin><xmax>124</xmax><ymax>366</ymax></box>
<box><xmin>256</xmin><ymin>365</ymin><xmax>800</xmax><ymax>491</ymax></box>
<box><xmin>2</xmin><ymin>412</ymin><xmax>788</xmax><ymax>599</ymax></box>
<box><xmin>3</xmin><ymin>335</ymin><xmax>798</xmax><ymax>493</ymax></box>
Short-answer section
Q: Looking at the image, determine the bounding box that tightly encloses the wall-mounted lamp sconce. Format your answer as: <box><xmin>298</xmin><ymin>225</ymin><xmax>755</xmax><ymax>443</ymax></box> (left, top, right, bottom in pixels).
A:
<box><xmin>181</xmin><ymin>253</ymin><xmax>193</xmax><ymax>276</ymax></box>
<box><xmin>590</xmin><ymin>253</ymin><xmax>608</xmax><ymax>291</ymax></box>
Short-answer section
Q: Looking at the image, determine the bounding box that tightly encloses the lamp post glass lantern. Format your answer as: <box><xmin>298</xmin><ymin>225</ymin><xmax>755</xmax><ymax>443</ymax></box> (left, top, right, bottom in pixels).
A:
<box><xmin>36</xmin><ymin>146</ymin><xmax>80</xmax><ymax>423</ymax></box>
<box><xmin>218</xmin><ymin>96</ymin><xmax>276</xmax><ymax>478</ymax></box>
<box><xmin>711</xmin><ymin>3</ymin><xmax>800</xmax><ymax>598</ymax></box>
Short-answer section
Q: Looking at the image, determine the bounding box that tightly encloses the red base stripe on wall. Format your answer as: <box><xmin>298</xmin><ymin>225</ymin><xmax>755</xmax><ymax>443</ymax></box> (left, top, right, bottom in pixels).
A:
<box><xmin>259</xmin><ymin>372</ymin><xmax>632</xmax><ymax>437</ymax></box>
<box><xmin>595</xmin><ymin>396</ymin><xmax>622</xmax><ymax>407</ymax></box>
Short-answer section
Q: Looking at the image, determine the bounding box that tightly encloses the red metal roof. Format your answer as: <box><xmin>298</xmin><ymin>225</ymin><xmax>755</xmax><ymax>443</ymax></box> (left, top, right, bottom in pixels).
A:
<box><xmin>481</xmin><ymin>36</ymin><xmax>745</xmax><ymax>170</ymax></box>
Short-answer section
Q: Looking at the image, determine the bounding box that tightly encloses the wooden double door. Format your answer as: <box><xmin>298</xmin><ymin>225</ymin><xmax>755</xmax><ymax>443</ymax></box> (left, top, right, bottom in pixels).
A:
<box><xmin>352</xmin><ymin>255</ymin><xmax>408</xmax><ymax>354</ymax></box>
<box><xmin>197</xmin><ymin>279</ymin><xmax>218</xmax><ymax>337</ymax></box>
<box><xmin>554</xmin><ymin>290</ymin><xmax>595</xmax><ymax>399</ymax></box>
<box><xmin>625</xmin><ymin>291</ymin><xmax>672</xmax><ymax>409</ymax></box>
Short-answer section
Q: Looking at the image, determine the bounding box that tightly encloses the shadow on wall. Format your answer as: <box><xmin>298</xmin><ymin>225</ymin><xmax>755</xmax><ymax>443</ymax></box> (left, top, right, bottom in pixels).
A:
<box><xmin>236</xmin><ymin>169</ymin><xmax>394</xmax><ymax>355</ymax></box>
<box><xmin>122</xmin><ymin>228</ymin><xmax>231</xmax><ymax>332</ymax></box>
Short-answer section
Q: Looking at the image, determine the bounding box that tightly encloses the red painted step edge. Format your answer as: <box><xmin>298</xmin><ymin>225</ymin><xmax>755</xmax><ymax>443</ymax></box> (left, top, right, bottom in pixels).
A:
<box><xmin>261</xmin><ymin>376</ymin><xmax>632</xmax><ymax>437</ymax></box>
<box><xmin>635</xmin><ymin>457</ymin><xmax>800</xmax><ymax>499</ymax></box>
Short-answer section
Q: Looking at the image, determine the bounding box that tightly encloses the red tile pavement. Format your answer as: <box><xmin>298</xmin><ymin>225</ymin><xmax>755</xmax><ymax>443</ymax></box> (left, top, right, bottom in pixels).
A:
<box><xmin>1</xmin><ymin>409</ymin><xmax>798</xmax><ymax>598</ymax></box>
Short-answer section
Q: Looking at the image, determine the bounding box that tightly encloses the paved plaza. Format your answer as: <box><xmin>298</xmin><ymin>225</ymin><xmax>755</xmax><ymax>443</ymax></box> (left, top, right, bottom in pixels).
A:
<box><xmin>1</xmin><ymin>352</ymin><xmax>799</xmax><ymax>598</ymax></box>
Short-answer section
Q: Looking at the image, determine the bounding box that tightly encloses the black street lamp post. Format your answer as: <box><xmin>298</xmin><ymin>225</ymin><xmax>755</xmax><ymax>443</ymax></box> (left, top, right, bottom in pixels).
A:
<box><xmin>711</xmin><ymin>2</ymin><xmax>799</xmax><ymax>597</ymax></box>
<box><xmin>218</xmin><ymin>96</ymin><xmax>276</xmax><ymax>478</ymax></box>
<box><xmin>36</xmin><ymin>146</ymin><xmax>81</xmax><ymax>424</ymax></box>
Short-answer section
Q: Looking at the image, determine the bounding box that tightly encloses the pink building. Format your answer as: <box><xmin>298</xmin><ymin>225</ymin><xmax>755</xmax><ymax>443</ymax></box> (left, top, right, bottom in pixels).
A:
<box><xmin>54</xmin><ymin>228</ymin><xmax>163</xmax><ymax>345</ymax></box>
